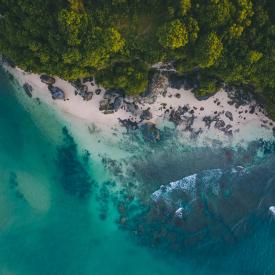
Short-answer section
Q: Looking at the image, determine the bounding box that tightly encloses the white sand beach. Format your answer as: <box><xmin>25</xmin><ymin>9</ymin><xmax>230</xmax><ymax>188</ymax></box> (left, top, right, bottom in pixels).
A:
<box><xmin>3</xmin><ymin>65</ymin><xmax>275</xmax><ymax>148</ymax></box>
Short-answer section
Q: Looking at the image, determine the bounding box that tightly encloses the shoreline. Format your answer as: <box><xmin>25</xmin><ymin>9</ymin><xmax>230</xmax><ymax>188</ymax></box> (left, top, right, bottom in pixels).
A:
<box><xmin>2</xmin><ymin>64</ymin><xmax>275</xmax><ymax>148</ymax></box>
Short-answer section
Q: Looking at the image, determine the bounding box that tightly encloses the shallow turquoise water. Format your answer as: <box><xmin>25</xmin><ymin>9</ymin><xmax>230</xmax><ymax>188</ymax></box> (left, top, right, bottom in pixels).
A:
<box><xmin>0</xmin><ymin>70</ymin><xmax>275</xmax><ymax>275</ymax></box>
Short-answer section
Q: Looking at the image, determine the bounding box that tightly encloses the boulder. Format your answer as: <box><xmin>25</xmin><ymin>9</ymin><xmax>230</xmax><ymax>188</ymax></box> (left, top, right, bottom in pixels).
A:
<box><xmin>95</xmin><ymin>88</ymin><xmax>102</xmax><ymax>95</ymax></box>
<box><xmin>48</xmin><ymin>85</ymin><xmax>65</xmax><ymax>100</ymax></box>
<box><xmin>225</xmin><ymin>111</ymin><xmax>233</xmax><ymax>121</ymax></box>
<box><xmin>40</xmin><ymin>74</ymin><xmax>55</xmax><ymax>85</ymax></box>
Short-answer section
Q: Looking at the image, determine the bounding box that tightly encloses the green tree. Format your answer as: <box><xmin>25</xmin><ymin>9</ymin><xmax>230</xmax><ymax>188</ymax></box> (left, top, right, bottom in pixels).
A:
<box><xmin>197</xmin><ymin>32</ymin><xmax>223</xmax><ymax>68</ymax></box>
<box><xmin>157</xmin><ymin>19</ymin><xmax>188</xmax><ymax>49</ymax></box>
<box><xmin>68</xmin><ymin>0</ymin><xmax>84</xmax><ymax>12</ymax></box>
<box><xmin>179</xmin><ymin>0</ymin><xmax>191</xmax><ymax>16</ymax></box>
<box><xmin>58</xmin><ymin>9</ymin><xmax>88</xmax><ymax>46</ymax></box>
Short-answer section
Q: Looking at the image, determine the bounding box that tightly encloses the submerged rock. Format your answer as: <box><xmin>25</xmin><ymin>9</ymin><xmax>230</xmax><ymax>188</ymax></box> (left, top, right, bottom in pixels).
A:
<box><xmin>140</xmin><ymin>109</ymin><xmax>152</xmax><ymax>121</ymax></box>
<box><xmin>119</xmin><ymin>118</ymin><xmax>139</xmax><ymax>131</ymax></box>
<box><xmin>57</xmin><ymin>127</ymin><xmax>93</xmax><ymax>199</ymax></box>
<box><xmin>23</xmin><ymin>83</ymin><xmax>32</xmax><ymax>98</ymax></box>
<box><xmin>140</xmin><ymin>122</ymin><xmax>160</xmax><ymax>142</ymax></box>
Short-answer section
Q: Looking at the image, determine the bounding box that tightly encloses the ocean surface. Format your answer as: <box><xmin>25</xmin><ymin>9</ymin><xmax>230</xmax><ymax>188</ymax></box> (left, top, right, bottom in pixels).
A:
<box><xmin>0</xmin><ymin>69</ymin><xmax>275</xmax><ymax>275</ymax></box>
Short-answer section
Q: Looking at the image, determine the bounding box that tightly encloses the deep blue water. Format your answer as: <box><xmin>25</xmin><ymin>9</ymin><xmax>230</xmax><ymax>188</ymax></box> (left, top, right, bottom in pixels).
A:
<box><xmin>0</xmin><ymin>69</ymin><xmax>275</xmax><ymax>275</ymax></box>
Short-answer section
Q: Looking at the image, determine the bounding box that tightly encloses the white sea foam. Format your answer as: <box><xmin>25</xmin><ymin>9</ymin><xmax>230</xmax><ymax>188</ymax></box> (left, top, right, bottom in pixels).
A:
<box><xmin>151</xmin><ymin>173</ymin><xmax>197</xmax><ymax>204</ymax></box>
<box><xmin>269</xmin><ymin>206</ymin><xmax>275</xmax><ymax>218</ymax></box>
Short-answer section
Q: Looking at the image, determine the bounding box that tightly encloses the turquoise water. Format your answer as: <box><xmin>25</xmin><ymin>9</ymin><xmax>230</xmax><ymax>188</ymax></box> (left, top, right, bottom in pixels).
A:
<box><xmin>0</xmin><ymin>70</ymin><xmax>275</xmax><ymax>275</ymax></box>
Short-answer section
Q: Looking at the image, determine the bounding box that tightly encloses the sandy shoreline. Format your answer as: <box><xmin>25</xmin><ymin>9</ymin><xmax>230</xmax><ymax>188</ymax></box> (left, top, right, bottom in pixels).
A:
<box><xmin>2</xmin><ymin>65</ymin><xmax>275</xmax><ymax>147</ymax></box>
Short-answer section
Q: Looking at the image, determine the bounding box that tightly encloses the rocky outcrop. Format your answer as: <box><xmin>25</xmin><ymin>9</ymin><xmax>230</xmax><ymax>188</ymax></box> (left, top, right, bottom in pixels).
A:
<box><xmin>99</xmin><ymin>89</ymin><xmax>125</xmax><ymax>113</ymax></box>
<box><xmin>141</xmin><ymin>71</ymin><xmax>169</xmax><ymax>104</ymax></box>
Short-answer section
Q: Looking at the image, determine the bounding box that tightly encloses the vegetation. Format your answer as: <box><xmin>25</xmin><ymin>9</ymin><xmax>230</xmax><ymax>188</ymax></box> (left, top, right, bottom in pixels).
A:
<box><xmin>0</xmin><ymin>0</ymin><xmax>275</xmax><ymax>117</ymax></box>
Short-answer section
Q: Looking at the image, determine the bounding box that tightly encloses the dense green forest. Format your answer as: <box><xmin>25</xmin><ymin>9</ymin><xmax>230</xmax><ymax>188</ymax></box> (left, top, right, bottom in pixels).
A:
<box><xmin>0</xmin><ymin>0</ymin><xmax>275</xmax><ymax>117</ymax></box>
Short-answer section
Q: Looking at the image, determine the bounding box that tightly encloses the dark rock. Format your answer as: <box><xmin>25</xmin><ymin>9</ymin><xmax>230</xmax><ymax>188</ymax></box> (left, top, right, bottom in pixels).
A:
<box><xmin>203</xmin><ymin>116</ymin><xmax>215</xmax><ymax>128</ymax></box>
<box><xmin>113</xmin><ymin>96</ymin><xmax>123</xmax><ymax>111</ymax></box>
<box><xmin>23</xmin><ymin>83</ymin><xmax>32</xmax><ymax>98</ymax></box>
<box><xmin>99</xmin><ymin>99</ymin><xmax>114</xmax><ymax>113</ymax></box>
<box><xmin>224</xmin><ymin>129</ymin><xmax>233</xmax><ymax>136</ymax></box>
<box><xmin>144</xmin><ymin>71</ymin><xmax>169</xmax><ymax>104</ymax></box>
<box><xmin>119</xmin><ymin>119</ymin><xmax>139</xmax><ymax>131</ymax></box>
<box><xmin>249</xmin><ymin>105</ymin><xmax>256</xmax><ymax>114</ymax></box>
<box><xmin>95</xmin><ymin>89</ymin><xmax>102</xmax><ymax>95</ymax></box>
<box><xmin>105</xmin><ymin>89</ymin><xmax>125</xmax><ymax>98</ymax></box>
<box><xmin>80</xmin><ymin>85</ymin><xmax>88</xmax><ymax>95</ymax></box>
<box><xmin>40</xmin><ymin>74</ymin><xmax>55</xmax><ymax>85</ymax></box>
<box><xmin>226</xmin><ymin>86</ymin><xmax>253</xmax><ymax>108</ymax></box>
<box><xmin>140</xmin><ymin>123</ymin><xmax>160</xmax><ymax>142</ymax></box>
<box><xmin>48</xmin><ymin>85</ymin><xmax>65</xmax><ymax>100</ymax></box>
<box><xmin>190</xmin><ymin>128</ymin><xmax>203</xmax><ymax>139</ymax></box>
<box><xmin>273</xmin><ymin>127</ymin><xmax>275</xmax><ymax>137</ymax></box>
<box><xmin>104</xmin><ymin>109</ymin><xmax>115</xmax><ymax>115</ymax></box>
<box><xmin>168</xmin><ymin>72</ymin><xmax>185</xmax><ymax>89</ymax></box>
<box><xmin>195</xmin><ymin>92</ymin><xmax>216</xmax><ymax>101</ymax></box>
<box><xmin>83</xmin><ymin>92</ymin><xmax>93</xmax><ymax>101</ymax></box>
<box><xmin>169</xmin><ymin>106</ymin><xmax>189</xmax><ymax>125</ymax></box>
<box><xmin>225</xmin><ymin>111</ymin><xmax>233</xmax><ymax>121</ymax></box>
<box><xmin>125</xmin><ymin>102</ymin><xmax>138</xmax><ymax>115</ymax></box>
<box><xmin>185</xmin><ymin>115</ymin><xmax>195</xmax><ymax>130</ymax></box>
<box><xmin>140</xmin><ymin>109</ymin><xmax>153</xmax><ymax>121</ymax></box>
<box><xmin>70</xmin><ymin>79</ymin><xmax>82</xmax><ymax>90</ymax></box>
<box><xmin>175</xmin><ymin>93</ymin><xmax>181</xmax><ymax>99</ymax></box>
<box><xmin>215</xmin><ymin>119</ymin><xmax>226</xmax><ymax>130</ymax></box>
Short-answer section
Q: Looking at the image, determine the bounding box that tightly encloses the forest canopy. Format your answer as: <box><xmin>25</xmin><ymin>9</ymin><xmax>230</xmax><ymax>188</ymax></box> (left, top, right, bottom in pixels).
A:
<box><xmin>0</xmin><ymin>0</ymin><xmax>275</xmax><ymax>117</ymax></box>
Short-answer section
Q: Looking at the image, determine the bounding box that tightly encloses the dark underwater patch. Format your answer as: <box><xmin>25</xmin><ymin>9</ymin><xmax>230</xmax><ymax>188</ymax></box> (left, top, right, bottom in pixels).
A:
<box><xmin>56</xmin><ymin>127</ymin><xmax>93</xmax><ymax>199</ymax></box>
